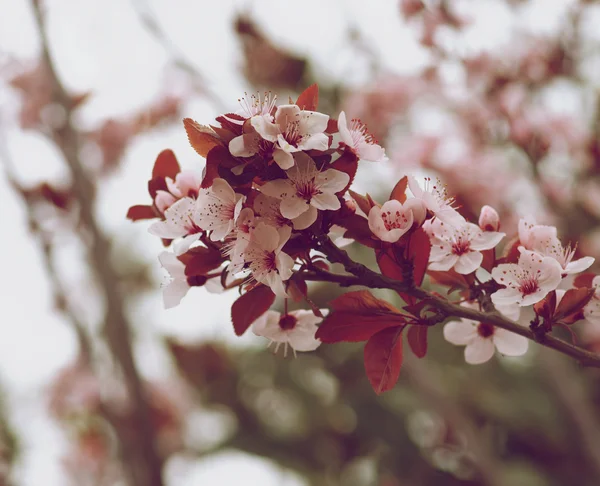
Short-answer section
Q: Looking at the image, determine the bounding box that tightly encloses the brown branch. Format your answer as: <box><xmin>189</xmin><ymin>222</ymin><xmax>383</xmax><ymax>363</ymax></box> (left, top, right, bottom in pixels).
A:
<box><xmin>29</xmin><ymin>2</ymin><xmax>164</xmax><ymax>485</ymax></box>
<box><xmin>307</xmin><ymin>234</ymin><xmax>600</xmax><ymax>368</ymax></box>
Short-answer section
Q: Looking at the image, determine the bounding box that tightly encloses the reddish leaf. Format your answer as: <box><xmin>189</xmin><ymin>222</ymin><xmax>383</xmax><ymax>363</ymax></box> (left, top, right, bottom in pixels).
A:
<box><xmin>183</xmin><ymin>248</ymin><xmax>224</xmax><ymax>276</ymax></box>
<box><xmin>407</xmin><ymin>325</ymin><xmax>428</xmax><ymax>358</ymax></box>
<box><xmin>389</xmin><ymin>176</ymin><xmax>408</xmax><ymax>204</ymax></box>
<box><xmin>202</xmin><ymin>146</ymin><xmax>232</xmax><ymax>188</ymax></box>
<box><xmin>330</xmin><ymin>290</ymin><xmax>402</xmax><ymax>314</ymax></box>
<box><xmin>326</xmin><ymin>118</ymin><xmax>338</xmax><ymax>134</ymax></box>
<box><xmin>500</xmin><ymin>237</ymin><xmax>520</xmax><ymax>264</ymax></box>
<box><xmin>555</xmin><ymin>287</ymin><xmax>595</xmax><ymax>322</ymax></box>
<box><xmin>534</xmin><ymin>291</ymin><xmax>556</xmax><ymax>321</ymax></box>
<box><xmin>480</xmin><ymin>248</ymin><xmax>495</xmax><ymax>273</ymax></box>
<box><xmin>335</xmin><ymin>212</ymin><xmax>376</xmax><ymax>248</ymax></box>
<box><xmin>574</xmin><ymin>273</ymin><xmax>595</xmax><ymax>289</ymax></box>
<box><xmin>364</xmin><ymin>327</ymin><xmax>403</xmax><ymax>395</ymax></box>
<box><xmin>407</xmin><ymin>227</ymin><xmax>431</xmax><ymax>287</ymax></box>
<box><xmin>403</xmin><ymin>300</ymin><xmax>432</xmax><ymax>318</ymax></box>
<box><xmin>127</xmin><ymin>204</ymin><xmax>157</xmax><ymax>221</ymax></box>
<box><xmin>296</xmin><ymin>83</ymin><xmax>319</xmax><ymax>111</ymax></box>
<box><xmin>349</xmin><ymin>189</ymin><xmax>376</xmax><ymax>216</ymax></box>
<box><xmin>427</xmin><ymin>269</ymin><xmax>470</xmax><ymax>291</ymax></box>
<box><xmin>183</xmin><ymin>118</ymin><xmax>223</xmax><ymax>158</ymax></box>
<box><xmin>331</xmin><ymin>150</ymin><xmax>358</xmax><ymax>195</ymax></box>
<box><xmin>152</xmin><ymin>149</ymin><xmax>180</xmax><ymax>180</ymax></box>
<box><xmin>231</xmin><ymin>285</ymin><xmax>276</xmax><ymax>336</ymax></box>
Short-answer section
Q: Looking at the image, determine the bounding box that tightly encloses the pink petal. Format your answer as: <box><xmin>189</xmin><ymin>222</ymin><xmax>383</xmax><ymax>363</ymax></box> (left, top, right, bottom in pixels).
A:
<box><xmin>298</xmin><ymin>132</ymin><xmax>329</xmax><ymax>151</ymax></box>
<box><xmin>252</xmin><ymin>222</ymin><xmax>280</xmax><ymax>253</ymax></box>
<box><xmin>299</xmin><ymin>110</ymin><xmax>329</xmax><ymax>135</ymax></box>
<box><xmin>357</xmin><ymin>141</ymin><xmax>387</xmax><ymax>162</ymax></box>
<box><xmin>491</xmin><ymin>287</ymin><xmax>523</xmax><ymax>307</ymax></box>
<box><xmin>429</xmin><ymin>253</ymin><xmax>459</xmax><ymax>271</ymax></box>
<box><xmin>261</xmin><ymin>179</ymin><xmax>294</xmax><ymax>200</ymax></box>
<box><xmin>251</xmin><ymin>115</ymin><xmax>280</xmax><ymax>142</ymax></box>
<box><xmin>280</xmin><ymin>195</ymin><xmax>310</xmax><ymax>219</ymax></box>
<box><xmin>564</xmin><ymin>256</ymin><xmax>594</xmax><ymax>274</ymax></box>
<box><xmin>337</xmin><ymin>111</ymin><xmax>353</xmax><ymax>146</ymax></box>
<box><xmin>273</xmin><ymin>149</ymin><xmax>295</xmax><ymax>170</ymax></box>
<box><xmin>229</xmin><ymin>133</ymin><xmax>259</xmax><ymax>158</ymax></box>
<box><xmin>314</xmin><ymin>168</ymin><xmax>350</xmax><ymax>193</ymax></box>
<box><xmin>252</xmin><ymin>310</ymin><xmax>282</xmax><ymax>338</ymax></box>
<box><xmin>163</xmin><ymin>279</ymin><xmax>190</xmax><ymax>309</ymax></box>
<box><xmin>471</xmin><ymin>231</ymin><xmax>505</xmax><ymax>251</ymax></box>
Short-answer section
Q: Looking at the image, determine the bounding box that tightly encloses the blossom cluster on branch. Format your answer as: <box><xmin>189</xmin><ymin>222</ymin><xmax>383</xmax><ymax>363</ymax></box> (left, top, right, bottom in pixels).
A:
<box><xmin>128</xmin><ymin>84</ymin><xmax>600</xmax><ymax>394</ymax></box>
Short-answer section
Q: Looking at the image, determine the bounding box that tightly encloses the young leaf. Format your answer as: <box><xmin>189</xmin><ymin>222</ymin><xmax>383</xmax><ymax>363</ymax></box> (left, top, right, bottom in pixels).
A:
<box><xmin>296</xmin><ymin>83</ymin><xmax>319</xmax><ymax>111</ymax></box>
<box><xmin>574</xmin><ymin>273</ymin><xmax>596</xmax><ymax>289</ymax></box>
<box><xmin>201</xmin><ymin>146</ymin><xmax>233</xmax><ymax>188</ymax></box>
<box><xmin>407</xmin><ymin>227</ymin><xmax>431</xmax><ymax>287</ymax></box>
<box><xmin>183</xmin><ymin>118</ymin><xmax>223</xmax><ymax>158</ymax></box>
<box><xmin>231</xmin><ymin>285</ymin><xmax>276</xmax><ymax>336</ymax></box>
<box><xmin>126</xmin><ymin>204</ymin><xmax>157</xmax><ymax>221</ymax></box>
<box><xmin>533</xmin><ymin>291</ymin><xmax>556</xmax><ymax>321</ymax></box>
<box><xmin>348</xmin><ymin>189</ymin><xmax>376</xmax><ymax>216</ymax></box>
<box><xmin>330</xmin><ymin>290</ymin><xmax>402</xmax><ymax>314</ymax></box>
<box><xmin>331</xmin><ymin>150</ymin><xmax>358</xmax><ymax>195</ymax></box>
<box><xmin>364</xmin><ymin>327</ymin><xmax>403</xmax><ymax>395</ymax></box>
<box><xmin>152</xmin><ymin>149</ymin><xmax>181</xmax><ymax>180</ymax></box>
<box><xmin>407</xmin><ymin>325</ymin><xmax>428</xmax><ymax>358</ymax></box>
<box><xmin>183</xmin><ymin>247</ymin><xmax>224</xmax><ymax>276</ymax></box>
<box><xmin>389</xmin><ymin>176</ymin><xmax>408</xmax><ymax>204</ymax></box>
<box><xmin>555</xmin><ymin>287</ymin><xmax>595</xmax><ymax>323</ymax></box>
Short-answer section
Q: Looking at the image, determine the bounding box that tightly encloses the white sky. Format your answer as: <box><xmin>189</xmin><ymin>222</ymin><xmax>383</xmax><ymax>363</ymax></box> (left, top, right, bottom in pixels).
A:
<box><xmin>0</xmin><ymin>0</ymin><xmax>574</xmax><ymax>484</ymax></box>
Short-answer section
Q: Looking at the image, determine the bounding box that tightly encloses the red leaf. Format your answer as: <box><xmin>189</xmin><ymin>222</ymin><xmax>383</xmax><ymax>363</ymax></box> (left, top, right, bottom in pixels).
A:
<box><xmin>555</xmin><ymin>287</ymin><xmax>595</xmax><ymax>323</ymax></box>
<box><xmin>407</xmin><ymin>227</ymin><xmax>431</xmax><ymax>287</ymax></box>
<box><xmin>201</xmin><ymin>146</ymin><xmax>233</xmax><ymax>188</ymax></box>
<box><xmin>152</xmin><ymin>149</ymin><xmax>180</xmax><ymax>180</ymax></box>
<box><xmin>480</xmin><ymin>248</ymin><xmax>495</xmax><ymax>273</ymax></box>
<box><xmin>376</xmin><ymin>249</ymin><xmax>404</xmax><ymax>283</ymax></box>
<box><xmin>364</xmin><ymin>327</ymin><xmax>403</xmax><ymax>394</ymax></box>
<box><xmin>389</xmin><ymin>176</ymin><xmax>408</xmax><ymax>204</ymax></box>
<box><xmin>231</xmin><ymin>285</ymin><xmax>276</xmax><ymax>336</ymax></box>
<box><xmin>183</xmin><ymin>118</ymin><xmax>223</xmax><ymax>158</ymax></box>
<box><xmin>534</xmin><ymin>291</ymin><xmax>556</xmax><ymax>321</ymax></box>
<box><xmin>183</xmin><ymin>247</ymin><xmax>224</xmax><ymax>276</ymax></box>
<box><xmin>331</xmin><ymin>150</ymin><xmax>358</xmax><ymax>195</ymax></box>
<box><xmin>335</xmin><ymin>212</ymin><xmax>376</xmax><ymax>248</ymax></box>
<box><xmin>330</xmin><ymin>290</ymin><xmax>402</xmax><ymax>314</ymax></box>
<box><xmin>349</xmin><ymin>189</ymin><xmax>376</xmax><ymax>216</ymax></box>
<box><xmin>574</xmin><ymin>273</ymin><xmax>595</xmax><ymax>289</ymax></box>
<box><xmin>296</xmin><ymin>83</ymin><xmax>319</xmax><ymax>111</ymax></box>
<box><xmin>127</xmin><ymin>204</ymin><xmax>157</xmax><ymax>221</ymax></box>
<box><xmin>407</xmin><ymin>325</ymin><xmax>428</xmax><ymax>358</ymax></box>
<box><xmin>326</xmin><ymin>118</ymin><xmax>338</xmax><ymax>134</ymax></box>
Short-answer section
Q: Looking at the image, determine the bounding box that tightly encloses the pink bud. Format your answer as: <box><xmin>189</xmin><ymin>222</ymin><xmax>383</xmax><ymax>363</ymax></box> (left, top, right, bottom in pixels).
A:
<box><xmin>155</xmin><ymin>190</ymin><xmax>177</xmax><ymax>214</ymax></box>
<box><xmin>478</xmin><ymin>205</ymin><xmax>500</xmax><ymax>232</ymax></box>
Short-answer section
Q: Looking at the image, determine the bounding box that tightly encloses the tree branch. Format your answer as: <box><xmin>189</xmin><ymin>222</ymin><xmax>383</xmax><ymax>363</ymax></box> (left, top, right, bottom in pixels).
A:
<box><xmin>29</xmin><ymin>2</ymin><xmax>164</xmax><ymax>485</ymax></box>
<box><xmin>306</xmin><ymin>234</ymin><xmax>600</xmax><ymax>368</ymax></box>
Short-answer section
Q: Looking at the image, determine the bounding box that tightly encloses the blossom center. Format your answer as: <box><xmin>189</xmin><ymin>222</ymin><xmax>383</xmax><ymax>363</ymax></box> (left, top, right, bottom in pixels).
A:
<box><xmin>349</xmin><ymin>118</ymin><xmax>376</xmax><ymax>147</ymax></box>
<box><xmin>518</xmin><ymin>276</ymin><xmax>539</xmax><ymax>296</ymax></box>
<box><xmin>283</xmin><ymin>121</ymin><xmax>302</xmax><ymax>147</ymax></box>
<box><xmin>477</xmin><ymin>322</ymin><xmax>495</xmax><ymax>338</ymax></box>
<box><xmin>381</xmin><ymin>210</ymin><xmax>409</xmax><ymax>231</ymax></box>
<box><xmin>451</xmin><ymin>236</ymin><xmax>471</xmax><ymax>255</ymax></box>
<box><xmin>296</xmin><ymin>180</ymin><xmax>320</xmax><ymax>201</ymax></box>
<box><xmin>185</xmin><ymin>216</ymin><xmax>203</xmax><ymax>234</ymax></box>
<box><xmin>279</xmin><ymin>314</ymin><xmax>297</xmax><ymax>330</ymax></box>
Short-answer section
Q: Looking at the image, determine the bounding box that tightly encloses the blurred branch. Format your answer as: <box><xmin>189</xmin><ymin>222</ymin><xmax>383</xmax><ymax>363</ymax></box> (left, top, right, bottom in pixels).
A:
<box><xmin>29</xmin><ymin>1</ymin><xmax>164</xmax><ymax>485</ymax></box>
<box><xmin>308</xmin><ymin>235</ymin><xmax>600</xmax><ymax>367</ymax></box>
<box><xmin>130</xmin><ymin>0</ymin><xmax>226</xmax><ymax>112</ymax></box>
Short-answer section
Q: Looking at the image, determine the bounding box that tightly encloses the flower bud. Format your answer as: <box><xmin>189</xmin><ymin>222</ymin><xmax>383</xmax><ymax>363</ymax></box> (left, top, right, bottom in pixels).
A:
<box><xmin>478</xmin><ymin>205</ymin><xmax>500</xmax><ymax>232</ymax></box>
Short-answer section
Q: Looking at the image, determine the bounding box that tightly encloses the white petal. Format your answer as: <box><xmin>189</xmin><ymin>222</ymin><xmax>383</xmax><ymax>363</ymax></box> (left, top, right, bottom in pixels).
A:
<box><xmin>252</xmin><ymin>310</ymin><xmax>282</xmax><ymax>338</ymax></box>
<box><xmin>311</xmin><ymin>192</ymin><xmax>340</xmax><ymax>211</ymax></box>
<box><xmin>260</xmin><ymin>179</ymin><xmax>294</xmax><ymax>200</ymax></box>
<box><xmin>299</xmin><ymin>110</ymin><xmax>329</xmax><ymax>135</ymax></box>
<box><xmin>564</xmin><ymin>256</ymin><xmax>594</xmax><ymax>274</ymax></box>
<box><xmin>163</xmin><ymin>279</ymin><xmax>190</xmax><ymax>309</ymax></box>
<box><xmin>314</xmin><ymin>168</ymin><xmax>350</xmax><ymax>193</ymax></box>
<box><xmin>357</xmin><ymin>141</ymin><xmax>387</xmax><ymax>162</ymax></box>
<box><xmin>454</xmin><ymin>251</ymin><xmax>483</xmax><ymax>275</ymax></box>
<box><xmin>465</xmin><ymin>338</ymin><xmax>495</xmax><ymax>364</ymax></box>
<box><xmin>209</xmin><ymin>220</ymin><xmax>234</xmax><ymax>241</ymax></box>
<box><xmin>158</xmin><ymin>251</ymin><xmax>185</xmax><ymax>278</ymax></box>
<box><xmin>429</xmin><ymin>254</ymin><xmax>459</xmax><ymax>272</ymax></box>
<box><xmin>493</xmin><ymin>329</ymin><xmax>529</xmax><ymax>356</ymax></box>
<box><xmin>443</xmin><ymin>319</ymin><xmax>477</xmax><ymax>345</ymax></box>
<box><xmin>273</xmin><ymin>149</ymin><xmax>295</xmax><ymax>170</ymax></box>
<box><xmin>298</xmin><ymin>132</ymin><xmax>329</xmax><ymax>151</ymax></box>
<box><xmin>275</xmin><ymin>104</ymin><xmax>301</xmax><ymax>127</ymax></box>
<box><xmin>211</xmin><ymin>178</ymin><xmax>236</xmax><ymax>203</ymax></box>
<box><xmin>229</xmin><ymin>133</ymin><xmax>259</xmax><ymax>158</ymax></box>
<box><xmin>149</xmin><ymin>220</ymin><xmax>186</xmax><ymax>239</ymax></box>
<box><xmin>251</xmin><ymin>116</ymin><xmax>280</xmax><ymax>142</ymax></box>
<box><xmin>292</xmin><ymin>205</ymin><xmax>318</xmax><ymax>230</ymax></box>
<box><xmin>491</xmin><ymin>288</ymin><xmax>523</xmax><ymax>307</ymax></box>
<box><xmin>276</xmin><ymin>252</ymin><xmax>295</xmax><ymax>282</ymax></box>
<box><xmin>288</xmin><ymin>326</ymin><xmax>321</xmax><ymax>351</ymax></box>
<box><xmin>471</xmin><ymin>231</ymin><xmax>505</xmax><ymax>251</ymax></box>
<box><xmin>252</xmin><ymin>222</ymin><xmax>280</xmax><ymax>252</ymax></box>
<box><xmin>280</xmin><ymin>195</ymin><xmax>310</xmax><ymax>219</ymax></box>
<box><xmin>337</xmin><ymin>111</ymin><xmax>353</xmax><ymax>146</ymax></box>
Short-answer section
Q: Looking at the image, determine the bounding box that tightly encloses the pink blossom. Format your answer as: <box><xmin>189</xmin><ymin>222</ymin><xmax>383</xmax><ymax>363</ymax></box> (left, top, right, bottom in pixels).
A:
<box><xmin>425</xmin><ymin>219</ymin><xmax>505</xmax><ymax>275</ymax></box>
<box><xmin>252</xmin><ymin>309</ymin><xmax>326</xmax><ymax>355</ymax></box>
<box><xmin>368</xmin><ymin>199</ymin><xmax>417</xmax><ymax>243</ymax></box>
<box><xmin>260</xmin><ymin>153</ymin><xmax>350</xmax><ymax>228</ymax></box>
<box><xmin>196</xmin><ymin>178</ymin><xmax>244</xmax><ymax>241</ymax></box>
<box><xmin>584</xmin><ymin>276</ymin><xmax>600</xmax><ymax>325</ymax></box>
<box><xmin>491</xmin><ymin>249</ymin><xmax>563</xmax><ymax>307</ymax></box>
<box><xmin>252</xmin><ymin>104</ymin><xmax>329</xmax><ymax>169</ymax></box>
<box><xmin>154</xmin><ymin>170</ymin><xmax>202</xmax><ymax>214</ymax></box>
<box><xmin>408</xmin><ymin>176</ymin><xmax>465</xmax><ymax>227</ymax></box>
<box><xmin>517</xmin><ymin>217</ymin><xmax>557</xmax><ymax>250</ymax></box>
<box><xmin>531</xmin><ymin>236</ymin><xmax>594</xmax><ymax>276</ymax></box>
<box><xmin>243</xmin><ymin>222</ymin><xmax>295</xmax><ymax>296</ymax></box>
<box><xmin>149</xmin><ymin>197</ymin><xmax>203</xmax><ymax>250</ymax></box>
<box><xmin>444</xmin><ymin>318</ymin><xmax>528</xmax><ymax>365</ymax></box>
<box><xmin>253</xmin><ymin>192</ymin><xmax>317</xmax><ymax>230</ymax></box>
<box><xmin>478</xmin><ymin>205</ymin><xmax>500</xmax><ymax>232</ymax></box>
<box><xmin>158</xmin><ymin>251</ymin><xmax>190</xmax><ymax>309</ymax></box>
<box><xmin>337</xmin><ymin>111</ymin><xmax>387</xmax><ymax>162</ymax></box>
<box><xmin>228</xmin><ymin>92</ymin><xmax>278</xmax><ymax>158</ymax></box>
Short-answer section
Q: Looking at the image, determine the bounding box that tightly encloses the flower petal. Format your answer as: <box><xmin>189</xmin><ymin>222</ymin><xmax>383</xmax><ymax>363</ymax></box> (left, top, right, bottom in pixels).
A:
<box><xmin>464</xmin><ymin>338</ymin><xmax>495</xmax><ymax>364</ymax></box>
<box><xmin>163</xmin><ymin>279</ymin><xmax>190</xmax><ymax>309</ymax></box>
<box><xmin>292</xmin><ymin>205</ymin><xmax>318</xmax><ymax>230</ymax></box>
<box><xmin>564</xmin><ymin>256</ymin><xmax>594</xmax><ymax>274</ymax></box>
<box><xmin>493</xmin><ymin>329</ymin><xmax>529</xmax><ymax>356</ymax></box>
<box><xmin>311</xmin><ymin>192</ymin><xmax>340</xmax><ymax>211</ymax></box>
<box><xmin>273</xmin><ymin>149</ymin><xmax>295</xmax><ymax>170</ymax></box>
<box><xmin>454</xmin><ymin>251</ymin><xmax>483</xmax><ymax>275</ymax></box>
<box><xmin>443</xmin><ymin>319</ymin><xmax>477</xmax><ymax>345</ymax></box>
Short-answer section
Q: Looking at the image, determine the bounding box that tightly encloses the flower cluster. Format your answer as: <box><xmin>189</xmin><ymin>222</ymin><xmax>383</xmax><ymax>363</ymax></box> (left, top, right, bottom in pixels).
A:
<box><xmin>129</xmin><ymin>85</ymin><xmax>599</xmax><ymax>393</ymax></box>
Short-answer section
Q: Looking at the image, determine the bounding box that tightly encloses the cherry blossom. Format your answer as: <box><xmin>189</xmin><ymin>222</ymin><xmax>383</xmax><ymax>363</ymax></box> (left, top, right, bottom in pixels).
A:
<box><xmin>368</xmin><ymin>199</ymin><xmax>418</xmax><ymax>243</ymax></box>
<box><xmin>154</xmin><ymin>170</ymin><xmax>202</xmax><ymax>214</ymax></box>
<box><xmin>478</xmin><ymin>205</ymin><xmax>500</xmax><ymax>232</ymax></box>
<box><xmin>260</xmin><ymin>153</ymin><xmax>350</xmax><ymax>228</ymax></box>
<box><xmin>196</xmin><ymin>178</ymin><xmax>244</xmax><ymax>241</ymax></box>
<box><xmin>424</xmin><ymin>219</ymin><xmax>505</xmax><ymax>274</ymax></box>
<box><xmin>517</xmin><ymin>217</ymin><xmax>557</xmax><ymax>250</ymax></box>
<box><xmin>158</xmin><ymin>252</ymin><xmax>190</xmax><ymax>309</ymax></box>
<box><xmin>253</xmin><ymin>192</ymin><xmax>316</xmax><ymax>230</ymax></box>
<box><xmin>443</xmin><ymin>317</ymin><xmax>528</xmax><ymax>364</ymax></box>
<box><xmin>252</xmin><ymin>104</ymin><xmax>329</xmax><ymax>169</ymax></box>
<box><xmin>491</xmin><ymin>249</ymin><xmax>562</xmax><ymax>307</ymax></box>
<box><xmin>584</xmin><ymin>276</ymin><xmax>600</xmax><ymax>325</ymax></box>
<box><xmin>149</xmin><ymin>197</ymin><xmax>203</xmax><ymax>250</ymax></box>
<box><xmin>530</xmin><ymin>235</ymin><xmax>593</xmax><ymax>276</ymax></box>
<box><xmin>225</xmin><ymin>207</ymin><xmax>257</xmax><ymax>274</ymax></box>
<box><xmin>252</xmin><ymin>309</ymin><xmax>326</xmax><ymax>356</ymax></box>
<box><xmin>408</xmin><ymin>176</ymin><xmax>465</xmax><ymax>227</ymax></box>
<box><xmin>337</xmin><ymin>111</ymin><xmax>387</xmax><ymax>162</ymax></box>
<box><xmin>228</xmin><ymin>93</ymin><xmax>278</xmax><ymax>158</ymax></box>
<box><xmin>242</xmin><ymin>222</ymin><xmax>295</xmax><ymax>296</ymax></box>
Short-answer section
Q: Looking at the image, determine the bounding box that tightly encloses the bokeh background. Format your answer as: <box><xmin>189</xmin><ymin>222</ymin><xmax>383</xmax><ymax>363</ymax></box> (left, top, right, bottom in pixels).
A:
<box><xmin>3</xmin><ymin>0</ymin><xmax>600</xmax><ymax>485</ymax></box>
